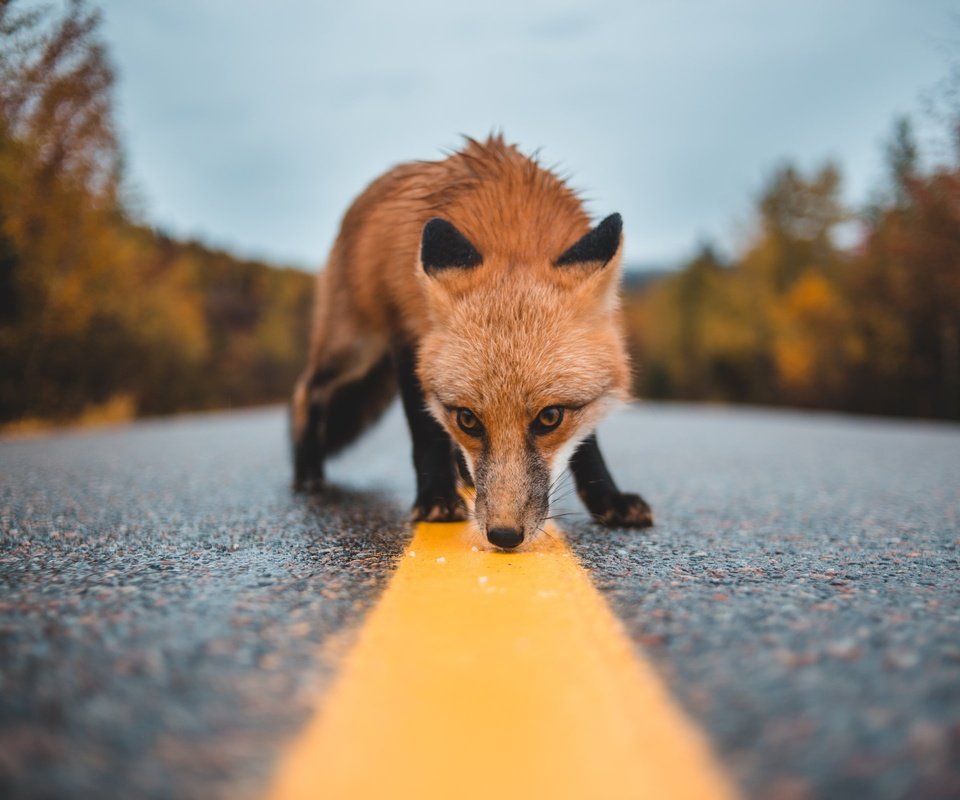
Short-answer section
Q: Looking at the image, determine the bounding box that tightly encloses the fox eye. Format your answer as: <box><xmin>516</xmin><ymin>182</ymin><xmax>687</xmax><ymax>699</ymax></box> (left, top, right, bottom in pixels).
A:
<box><xmin>456</xmin><ymin>408</ymin><xmax>483</xmax><ymax>437</ymax></box>
<box><xmin>532</xmin><ymin>406</ymin><xmax>564</xmax><ymax>434</ymax></box>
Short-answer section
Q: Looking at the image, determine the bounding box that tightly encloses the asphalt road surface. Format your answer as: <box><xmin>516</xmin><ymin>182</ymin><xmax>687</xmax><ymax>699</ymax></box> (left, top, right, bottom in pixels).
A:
<box><xmin>1</xmin><ymin>403</ymin><xmax>958</xmax><ymax>799</ymax></box>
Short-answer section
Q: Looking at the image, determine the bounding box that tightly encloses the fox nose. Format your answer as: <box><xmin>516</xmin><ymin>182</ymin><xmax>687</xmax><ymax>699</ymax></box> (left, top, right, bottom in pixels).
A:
<box><xmin>487</xmin><ymin>527</ymin><xmax>524</xmax><ymax>549</ymax></box>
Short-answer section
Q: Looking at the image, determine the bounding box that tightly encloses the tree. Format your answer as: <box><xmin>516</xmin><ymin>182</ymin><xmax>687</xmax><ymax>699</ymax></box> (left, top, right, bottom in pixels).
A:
<box><xmin>0</xmin><ymin>1</ymin><xmax>127</xmax><ymax>417</ymax></box>
<box><xmin>0</xmin><ymin>1</ymin><xmax>313</xmax><ymax>423</ymax></box>
<box><xmin>885</xmin><ymin>116</ymin><xmax>918</xmax><ymax>209</ymax></box>
<box><xmin>850</xmin><ymin>116</ymin><xmax>960</xmax><ymax>417</ymax></box>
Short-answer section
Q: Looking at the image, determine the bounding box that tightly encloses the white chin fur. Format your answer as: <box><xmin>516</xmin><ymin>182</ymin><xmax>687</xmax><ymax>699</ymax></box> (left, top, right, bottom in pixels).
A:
<box><xmin>459</xmin><ymin>447</ymin><xmax>476</xmax><ymax>481</ymax></box>
<box><xmin>550</xmin><ymin>436</ymin><xmax>582</xmax><ymax>487</ymax></box>
<box><xmin>547</xmin><ymin>394</ymin><xmax>623</xmax><ymax>495</ymax></box>
<box><xmin>549</xmin><ymin>410</ymin><xmax>613</xmax><ymax>487</ymax></box>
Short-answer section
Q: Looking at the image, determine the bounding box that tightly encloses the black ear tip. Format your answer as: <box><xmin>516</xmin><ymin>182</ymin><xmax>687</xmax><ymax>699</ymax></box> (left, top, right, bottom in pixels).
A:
<box><xmin>422</xmin><ymin>217</ymin><xmax>451</xmax><ymax>237</ymax></box>
<box><xmin>421</xmin><ymin>218</ymin><xmax>454</xmax><ymax>254</ymax></box>
<box><xmin>602</xmin><ymin>213</ymin><xmax>623</xmax><ymax>235</ymax></box>
<box><xmin>421</xmin><ymin>218</ymin><xmax>482</xmax><ymax>274</ymax></box>
<box><xmin>555</xmin><ymin>212</ymin><xmax>624</xmax><ymax>268</ymax></box>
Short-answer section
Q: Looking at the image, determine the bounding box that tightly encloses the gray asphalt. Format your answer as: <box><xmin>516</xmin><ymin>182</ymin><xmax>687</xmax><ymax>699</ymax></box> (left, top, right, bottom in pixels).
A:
<box><xmin>1</xmin><ymin>403</ymin><xmax>958</xmax><ymax>799</ymax></box>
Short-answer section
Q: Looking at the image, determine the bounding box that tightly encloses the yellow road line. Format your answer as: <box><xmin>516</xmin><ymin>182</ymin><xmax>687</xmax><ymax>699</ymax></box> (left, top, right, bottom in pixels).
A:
<box><xmin>267</xmin><ymin>522</ymin><xmax>739</xmax><ymax>800</ymax></box>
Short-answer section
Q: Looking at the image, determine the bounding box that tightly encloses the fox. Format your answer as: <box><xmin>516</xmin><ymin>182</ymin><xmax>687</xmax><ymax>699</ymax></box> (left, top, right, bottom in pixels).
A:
<box><xmin>291</xmin><ymin>134</ymin><xmax>653</xmax><ymax>549</ymax></box>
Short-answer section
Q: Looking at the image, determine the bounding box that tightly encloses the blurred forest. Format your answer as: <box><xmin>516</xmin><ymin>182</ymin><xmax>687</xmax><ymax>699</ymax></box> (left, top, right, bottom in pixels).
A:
<box><xmin>1</xmin><ymin>1</ymin><xmax>957</xmax><ymax>427</ymax></box>
<box><xmin>0</xmin><ymin>1</ymin><xmax>312</xmax><ymax>427</ymax></box>
<box><xmin>625</xmin><ymin>111</ymin><xmax>960</xmax><ymax>420</ymax></box>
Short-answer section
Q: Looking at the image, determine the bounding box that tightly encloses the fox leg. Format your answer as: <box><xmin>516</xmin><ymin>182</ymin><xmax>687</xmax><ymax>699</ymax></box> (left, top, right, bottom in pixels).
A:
<box><xmin>395</xmin><ymin>345</ymin><xmax>469</xmax><ymax>522</ymax></box>
<box><xmin>291</xmin><ymin>365</ymin><xmax>338</xmax><ymax>492</ymax></box>
<box><xmin>569</xmin><ymin>434</ymin><xmax>654</xmax><ymax>528</ymax></box>
<box><xmin>291</xmin><ymin>342</ymin><xmax>395</xmax><ymax>493</ymax></box>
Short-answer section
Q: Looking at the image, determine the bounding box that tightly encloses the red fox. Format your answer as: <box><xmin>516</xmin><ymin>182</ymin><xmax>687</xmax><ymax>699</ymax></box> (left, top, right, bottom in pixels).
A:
<box><xmin>291</xmin><ymin>135</ymin><xmax>652</xmax><ymax>549</ymax></box>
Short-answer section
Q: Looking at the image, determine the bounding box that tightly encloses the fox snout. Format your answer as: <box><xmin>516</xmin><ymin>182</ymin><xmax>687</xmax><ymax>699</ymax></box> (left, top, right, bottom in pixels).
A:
<box><xmin>487</xmin><ymin>526</ymin><xmax>525</xmax><ymax>549</ymax></box>
<box><xmin>470</xmin><ymin>443</ymin><xmax>551</xmax><ymax>550</ymax></box>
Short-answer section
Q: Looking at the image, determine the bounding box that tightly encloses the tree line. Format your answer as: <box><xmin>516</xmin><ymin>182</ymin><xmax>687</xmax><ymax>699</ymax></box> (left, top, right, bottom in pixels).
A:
<box><xmin>624</xmin><ymin>112</ymin><xmax>960</xmax><ymax>420</ymax></box>
<box><xmin>0</xmin><ymin>1</ymin><xmax>313</xmax><ymax>425</ymax></box>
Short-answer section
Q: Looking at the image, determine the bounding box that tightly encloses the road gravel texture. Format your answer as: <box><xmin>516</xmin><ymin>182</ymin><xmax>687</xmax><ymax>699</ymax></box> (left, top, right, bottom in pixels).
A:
<box><xmin>0</xmin><ymin>409</ymin><xmax>408</xmax><ymax>799</ymax></box>
<box><xmin>1</xmin><ymin>403</ymin><xmax>958</xmax><ymax>799</ymax></box>
<box><xmin>565</xmin><ymin>406</ymin><xmax>960</xmax><ymax>800</ymax></box>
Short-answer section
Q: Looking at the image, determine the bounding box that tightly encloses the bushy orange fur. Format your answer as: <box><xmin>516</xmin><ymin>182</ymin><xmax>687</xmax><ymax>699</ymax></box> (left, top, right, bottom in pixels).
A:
<box><xmin>293</xmin><ymin>135</ymin><xmax>638</xmax><ymax>545</ymax></box>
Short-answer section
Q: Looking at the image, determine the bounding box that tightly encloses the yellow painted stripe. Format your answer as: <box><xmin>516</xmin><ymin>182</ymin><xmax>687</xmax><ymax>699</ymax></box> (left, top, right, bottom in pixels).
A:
<box><xmin>267</xmin><ymin>522</ymin><xmax>739</xmax><ymax>800</ymax></box>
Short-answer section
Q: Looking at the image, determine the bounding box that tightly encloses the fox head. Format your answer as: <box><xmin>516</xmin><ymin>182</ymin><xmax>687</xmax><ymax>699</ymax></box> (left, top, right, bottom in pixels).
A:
<box><xmin>416</xmin><ymin>214</ymin><xmax>631</xmax><ymax>549</ymax></box>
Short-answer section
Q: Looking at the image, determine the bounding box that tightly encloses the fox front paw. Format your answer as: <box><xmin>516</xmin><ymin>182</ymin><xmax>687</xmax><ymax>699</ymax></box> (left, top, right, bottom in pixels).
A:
<box><xmin>411</xmin><ymin>492</ymin><xmax>469</xmax><ymax>523</ymax></box>
<box><xmin>586</xmin><ymin>491</ymin><xmax>654</xmax><ymax>529</ymax></box>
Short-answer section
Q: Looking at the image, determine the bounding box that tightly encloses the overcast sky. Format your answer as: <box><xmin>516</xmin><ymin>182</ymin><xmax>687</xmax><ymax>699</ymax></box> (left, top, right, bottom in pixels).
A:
<box><xmin>96</xmin><ymin>0</ymin><xmax>956</xmax><ymax>270</ymax></box>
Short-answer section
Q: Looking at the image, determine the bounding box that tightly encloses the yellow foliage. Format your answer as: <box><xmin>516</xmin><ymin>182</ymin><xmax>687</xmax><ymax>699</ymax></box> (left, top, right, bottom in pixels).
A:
<box><xmin>782</xmin><ymin>271</ymin><xmax>838</xmax><ymax>318</ymax></box>
<box><xmin>1</xmin><ymin>393</ymin><xmax>136</xmax><ymax>437</ymax></box>
<box><xmin>773</xmin><ymin>336</ymin><xmax>816</xmax><ymax>390</ymax></box>
<box><xmin>771</xmin><ymin>271</ymin><xmax>858</xmax><ymax>400</ymax></box>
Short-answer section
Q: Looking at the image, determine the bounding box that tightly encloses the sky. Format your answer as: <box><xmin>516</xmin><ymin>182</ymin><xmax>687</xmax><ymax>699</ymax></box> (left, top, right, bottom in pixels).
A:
<box><xmin>94</xmin><ymin>0</ymin><xmax>957</xmax><ymax>271</ymax></box>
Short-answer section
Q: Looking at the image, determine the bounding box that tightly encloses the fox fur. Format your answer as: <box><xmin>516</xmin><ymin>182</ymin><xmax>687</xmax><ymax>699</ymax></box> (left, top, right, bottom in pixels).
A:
<box><xmin>292</xmin><ymin>134</ymin><xmax>652</xmax><ymax>549</ymax></box>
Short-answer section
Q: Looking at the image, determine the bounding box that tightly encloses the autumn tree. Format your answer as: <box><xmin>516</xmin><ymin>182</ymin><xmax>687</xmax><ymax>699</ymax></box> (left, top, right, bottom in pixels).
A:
<box><xmin>636</xmin><ymin>162</ymin><xmax>854</xmax><ymax>407</ymax></box>
<box><xmin>630</xmin><ymin>120</ymin><xmax>959</xmax><ymax>420</ymax></box>
<box><xmin>847</xmin><ymin>117</ymin><xmax>960</xmax><ymax>417</ymax></box>
<box><xmin>0</xmin><ymin>0</ymin><xmax>127</xmax><ymax>416</ymax></box>
<box><xmin>0</xmin><ymin>1</ymin><xmax>313</xmax><ymax>424</ymax></box>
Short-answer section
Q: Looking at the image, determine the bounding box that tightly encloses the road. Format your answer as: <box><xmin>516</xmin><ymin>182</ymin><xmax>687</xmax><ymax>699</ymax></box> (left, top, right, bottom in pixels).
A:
<box><xmin>1</xmin><ymin>403</ymin><xmax>958</xmax><ymax>799</ymax></box>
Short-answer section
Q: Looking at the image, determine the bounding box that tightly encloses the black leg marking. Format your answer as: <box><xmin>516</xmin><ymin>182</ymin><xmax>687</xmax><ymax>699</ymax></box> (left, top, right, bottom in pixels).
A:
<box><xmin>293</xmin><ymin>397</ymin><xmax>325</xmax><ymax>493</ymax></box>
<box><xmin>569</xmin><ymin>434</ymin><xmax>653</xmax><ymax>528</ymax></box>
<box><xmin>292</xmin><ymin>354</ymin><xmax>396</xmax><ymax>493</ymax></box>
<box><xmin>324</xmin><ymin>354</ymin><xmax>395</xmax><ymax>455</ymax></box>
<box><xmin>396</xmin><ymin>345</ymin><xmax>468</xmax><ymax>522</ymax></box>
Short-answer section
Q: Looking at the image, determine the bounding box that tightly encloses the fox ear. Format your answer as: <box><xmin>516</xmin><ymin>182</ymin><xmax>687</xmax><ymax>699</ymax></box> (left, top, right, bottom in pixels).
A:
<box><xmin>420</xmin><ymin>218</ymin><xmax>482</xmax><ymax>275</ymax></box>
<box><xmin>555</xmin><ymin>213</ymin><xmax>622</xmax><ymax>269</ymax></box>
